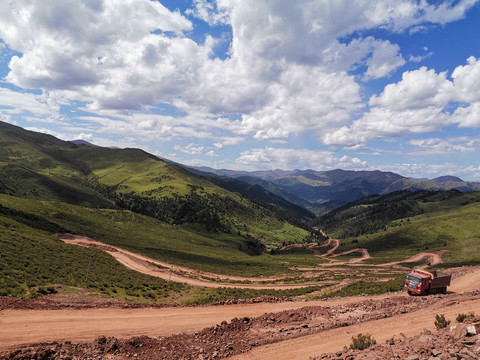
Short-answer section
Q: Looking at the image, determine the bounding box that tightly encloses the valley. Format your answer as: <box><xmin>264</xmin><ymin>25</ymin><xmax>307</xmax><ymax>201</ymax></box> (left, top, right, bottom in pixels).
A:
<box><xmin>1</xmin><ymin>122</ymin><xmax>480</xmax><ymax>359</ymax></box>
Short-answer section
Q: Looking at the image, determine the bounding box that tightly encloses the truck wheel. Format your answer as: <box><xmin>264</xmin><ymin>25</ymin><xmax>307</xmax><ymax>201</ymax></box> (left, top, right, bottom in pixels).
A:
<box><xmin>441</xmin><ymin>287</ymin><xmax>447</xmax><ymax>294</ymax></box>
<box><xmin>407</xmin><ymin>290</ymin><xmax>413</xmax><ymax>296</ymax></box>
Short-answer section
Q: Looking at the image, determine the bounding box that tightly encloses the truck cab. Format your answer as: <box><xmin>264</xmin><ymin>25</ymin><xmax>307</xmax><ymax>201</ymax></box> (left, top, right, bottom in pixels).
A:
<box><xmin>404</xmin><ymin>269</ymin><xmax>450</xmax><ymax>295</ymax></box>
<box><xmin>405</xmin><ymin>271</ymin><xmax>429</xmax><ymax>295</ymax></box>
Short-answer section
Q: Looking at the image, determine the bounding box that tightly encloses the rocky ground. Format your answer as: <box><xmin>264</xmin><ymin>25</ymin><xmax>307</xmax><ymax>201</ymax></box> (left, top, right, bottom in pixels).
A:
<box><xmin>315</xmin><ymin>329</ymin><xmax>480</xmax><ymax>360</ymax></box>
<box><xmin>3</xmin><ymin>292</ymin><xmax>479</xmax><ymax>360</ymax></box>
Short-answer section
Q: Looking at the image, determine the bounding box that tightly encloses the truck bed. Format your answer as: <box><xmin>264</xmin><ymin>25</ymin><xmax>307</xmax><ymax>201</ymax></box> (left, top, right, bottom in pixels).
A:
<box><xmin>431</xmin><ymin>273</ymin><xmax>451</xmax><ymax>288</ymax></box>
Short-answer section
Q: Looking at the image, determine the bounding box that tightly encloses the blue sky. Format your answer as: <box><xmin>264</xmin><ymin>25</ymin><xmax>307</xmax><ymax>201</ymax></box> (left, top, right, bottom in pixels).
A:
<box><xmin>1</xmin><ymin>0</ymin><xmax>480</xmax><ymax>180</ymax></box>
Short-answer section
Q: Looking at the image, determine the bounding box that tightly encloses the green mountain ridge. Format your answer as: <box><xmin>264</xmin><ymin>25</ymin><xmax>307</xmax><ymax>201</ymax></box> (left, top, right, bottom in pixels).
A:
<box><xmin>0</xmin><ymin>121</ymin><xmax>310</xmax><ymax>238</ymax></box>
<box><xmin>317</xmin><ymin>189</ymin><xmax>480</xmax><ymax>267</ymax></box>
<box><xmin>191</xmin><ymin>166</ymin><xmax>480</xmax><ymax>214</ymax></box>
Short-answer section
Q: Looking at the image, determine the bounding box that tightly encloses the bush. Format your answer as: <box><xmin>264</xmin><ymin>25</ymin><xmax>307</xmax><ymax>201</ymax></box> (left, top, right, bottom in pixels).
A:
<box><xmin>434</xmin><ymin>314</ymin><xmax>451</xmax><ymax>329</ymax></box>
<box><xmin>349</xmin><ymin>333</ymin><xmax>376</xmax><ymax>350</ymax></box>
<box><xmin>456</xmin><ymin>312</ymin><xmax>477</xmax><ymax>323</ymax></box>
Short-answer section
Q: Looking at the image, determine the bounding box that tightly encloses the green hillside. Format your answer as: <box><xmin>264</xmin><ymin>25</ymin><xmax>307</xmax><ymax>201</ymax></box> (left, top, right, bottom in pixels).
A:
<box><xmin>0</xmin><ymin>121</ymin><xmax>322</xmax><ymax>302</ymax></box>
<box><xmin>317</xmin><ymin>190</ymin><xmax>467</xmax><ymax>238</ymax></box>
<box><xmin>0</xmin><ymin>194</ymin><xmax>317</xmax><ymax>276</ymax></box>
<box><xmin>0</xmin><ymin>195</ymin><xmax>321</xmax><ymax>303</ymax></box>
<box><xmin>0</xmin><ymin>121</ymin><xmax>310</xmax><ymax>244</ymax></box>
<box><xmin>319</xmin><ymin>190</ymin><xmax>480</xmax><ymax>267</ymax></box>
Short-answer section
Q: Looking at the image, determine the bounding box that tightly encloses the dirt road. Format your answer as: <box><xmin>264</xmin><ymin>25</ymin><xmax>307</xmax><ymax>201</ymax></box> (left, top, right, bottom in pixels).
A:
<box><xmin>0</xmin><ymin>295</ymin><xmax>391</xmax><ymax>349</ymax></box>
<box><xmin>60</xmin><ymin>235</ymin><xmax>322</xmax><ymax>289</ymax></box>
<box><xmin>228</xmin><ymin>297</ymin><xmax>480</xmax><ymax>360</ymax></box>
<box><xmin>1</xmin><ymin>269</ymin><xmax>479</xmax><ymax>353</ymax></box>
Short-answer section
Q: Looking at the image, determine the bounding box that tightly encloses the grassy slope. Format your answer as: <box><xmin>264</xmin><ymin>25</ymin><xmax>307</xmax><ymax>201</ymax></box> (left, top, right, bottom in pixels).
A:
<box><xmin>0</xmin><ymin>210</ymin><xmax>321</xmax><ymax>304</ymax></box>
<box><xmin>0</xmin><ymin>122</ymin><xmax>310</xmax><ymax>244</ymax></box>
<box><xmin>0</xmin><ymin>214</ymin><xmax>189</xmax><ymax>300</ymax></box>
<box><xmin>0</xmin><ymin>192</ymin><xmax>323</xmax><ymax>303</ymax></box>
<box><xmin>331</xmin><ymin>192</ymin><xmax>480</xmax><ymax>267</ymax></box>
<box><xmin>317</xmin><ymin>190</ymin><xmax>466</xmax><ymax>238</ymax></box>
<box><xmin>72</xmin><ymin>146</ymin><xmax>309</xmax><ymax>244</ymax></box>
<box><xmin>0</xmin><ymin>194</ymin><xmax>318</xmax><ymax>277</ymax></box>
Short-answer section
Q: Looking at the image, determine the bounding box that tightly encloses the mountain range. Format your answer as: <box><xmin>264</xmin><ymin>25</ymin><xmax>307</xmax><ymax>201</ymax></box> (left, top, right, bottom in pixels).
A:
<box><xmin>1</xmin><ymin>119</ymin><xmax>479</xmax><ymax>221</ymax></box>
<box><xmin>188</xmin><ymin>166</ymin><xmax>480</xmax><ymax>214</ymax></box>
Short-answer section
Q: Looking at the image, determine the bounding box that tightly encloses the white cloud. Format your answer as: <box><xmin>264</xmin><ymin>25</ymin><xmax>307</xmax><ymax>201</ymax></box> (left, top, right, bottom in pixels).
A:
<box><xmin>364</xmin><ymin>40</ymin><xmax>405</xmax><ymax>79</ymax></box>
<box><xmin>173</xmin><ymin>143</ymin><xmax>205</xmax><ymax>155</ymax></box>
<box><xmin>236</xmin><ymin>147</ymin><xmax>367</xmax><ymax>170</ymax></box>
<box><xmin>370</xmin><ymin>67</ymin><xmax>454</xmax><ymax>109</ymax></box>
<box><xmin>2</xmin><ymin>0</ymin><xmax>196</xmax><ymax>108</ymax></box>
<box><xmin>237</xmin><ymin>64</ymin><xmax>362</xmax><ymax>139</ymax></box>
<box><xmin>452</xmin><ymin>102</ymin><xmax>480</xmax><ymax>128</ymax></box>
<box><xmin>186</xmin><ymin>0</ymin><xmax>229</xmax><ymax>25</ymax></box>
<box><xmin>451</xmin><ymin>56</ymin><xmax>480</xmax><ymax>103</ymax></box>
<box><xmin>75</xmin><ymin>133</ymin><xmax>93</xmax><ymax>142</ymax></box>
<box><xmin>0</xmin><ymin>86</ymin><xmax>60</xmax><ymax>120</ymax></box>
<box><xmin>374</xmin><ymin>162</ymin><xmax>480</xmax><ymax>182</ymax></box>
<box><xmin>409</xmin><ymin>136</ymin><xmax>480</xmax><ymax>154</ymax></box>
<box><xmin>324</xmin><ymin>57</ymin><xmax>480</xmax><ymax>147</ymax></box>
<box><xmin>408</xmin><ymin>51</ymin><xmax>434</xmax><ymax>63</ymax></box>
<box><xmin>365</xmin><ymin>0</ymin><xmax>477</xmax><ymax>32</ymax></box>
<box><xmin>0</xmin><ymin>0</ymin><xmax>479</xmax><ymax>157</ymax></box>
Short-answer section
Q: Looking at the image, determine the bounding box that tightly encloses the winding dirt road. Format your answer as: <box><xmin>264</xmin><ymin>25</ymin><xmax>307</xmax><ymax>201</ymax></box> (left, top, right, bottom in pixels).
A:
<box><xmin>59</xmin><ymin>235</ymin><xmax>324</xmax><ymax>290</ymax></box>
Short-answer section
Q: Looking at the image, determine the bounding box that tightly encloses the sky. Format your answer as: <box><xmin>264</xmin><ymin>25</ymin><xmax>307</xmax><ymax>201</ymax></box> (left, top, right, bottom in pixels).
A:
<box><xmin>1</xmin><ymin>0</ymin><xmax>480</xmax><ymax>180</ymax></box>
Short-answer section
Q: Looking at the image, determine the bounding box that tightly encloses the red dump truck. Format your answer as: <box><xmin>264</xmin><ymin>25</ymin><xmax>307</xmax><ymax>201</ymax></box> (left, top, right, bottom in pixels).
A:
<box><xmin>404</xmin><ymin>269</ymin><xmax>451</xmax><ymax>295</ymax></box>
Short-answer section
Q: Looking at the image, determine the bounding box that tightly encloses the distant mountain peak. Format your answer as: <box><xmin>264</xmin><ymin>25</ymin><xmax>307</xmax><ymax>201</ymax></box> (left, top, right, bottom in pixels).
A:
<box><xmin>432</xmin><ymin>175</ymin><xmax>463</xmax><ymax>183</ymax></box>
<box><xmin>72</xmin><ymin>139</ymin><xmax>97</xmax><ymax>147</ymax></box>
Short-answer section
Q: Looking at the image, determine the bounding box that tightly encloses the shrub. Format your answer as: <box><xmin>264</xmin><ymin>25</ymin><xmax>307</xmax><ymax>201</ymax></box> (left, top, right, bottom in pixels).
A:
<box><xmin>456</xmin><ymin>312</ymin><xmax>476</xmax><ymax>323</ymax></box>
<box><xmin>349</xmin><ymin>333</ymin><xmax>376</xmax><ymax>350</ymax></box>
<box><xmin>434</xmin><ymin>314</ymin><xmax>451</xmax><ymax>329</ymax></box>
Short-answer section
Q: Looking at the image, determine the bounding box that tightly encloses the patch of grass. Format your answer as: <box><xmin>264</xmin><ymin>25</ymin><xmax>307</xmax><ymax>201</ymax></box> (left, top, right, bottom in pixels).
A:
<box><xmin>320</xmin><ymin>276</ymin><xmax>405</xmax><ymax>298</ymax></box>
<box><xmin>349</xmin><ymin>333</ymin><xmax>376</xmax><ymax>350</ymax></box>
<box><xmin>434</xmin><ymin>314</ymin><xmax>451</xmax><ymax>329</ymax></box>
<box><xmin>338</xmin><ymin>199</ymin><xmax>480</xmax><ymax>266</ymax></box>
<box><xmin>181</xmin><ymin>286</ymin><xmax>323</xmax><ymax>305</ymax></box>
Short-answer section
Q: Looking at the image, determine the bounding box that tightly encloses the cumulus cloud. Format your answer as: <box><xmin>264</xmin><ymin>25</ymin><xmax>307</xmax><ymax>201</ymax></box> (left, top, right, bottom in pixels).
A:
<box><xmin>236</xmin><ymin>147</ymin><xmax>367</xmax><ymax>170</ymax></box>
<box><xmin>2</xmin><ymin>0</ymin><xmax>196</xmax><ymax>107</ymax></box>
<box><xmin>409</xmin><ymin>136</ymin><xmax>480</xmax><ymax>154</ymax></box>
<box><xmin>186</xmin><ymin>0</ymin><xmax>229</xmax><ymax>25</ymax></box>
<box><xmin>364</xmin><ymin>40</ymin><xmax>405</xmax><ymax>79</ymax></box>
<box><xmin>0</xmin><ymin>0</ymin><xmax>479</xmax><ymax>168</ymax></box>
<box><xmin>324</xmin><ymin>56</ymin><xmax>480</xmax><ymax>147</ymax></box>
<box><xmin>0</xmin><ymin>87</ymin><xmax>60</xmax><ymax>121</ymax></box>
<box><xmin>365</xmin><ymin>0</ymin><xmax>477</xmax><ymax>32</ymax></box>
<box><xmin>173</xmin><ymin>143</ymin><xmax>205</xmax><ymax>155</ymax></box>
